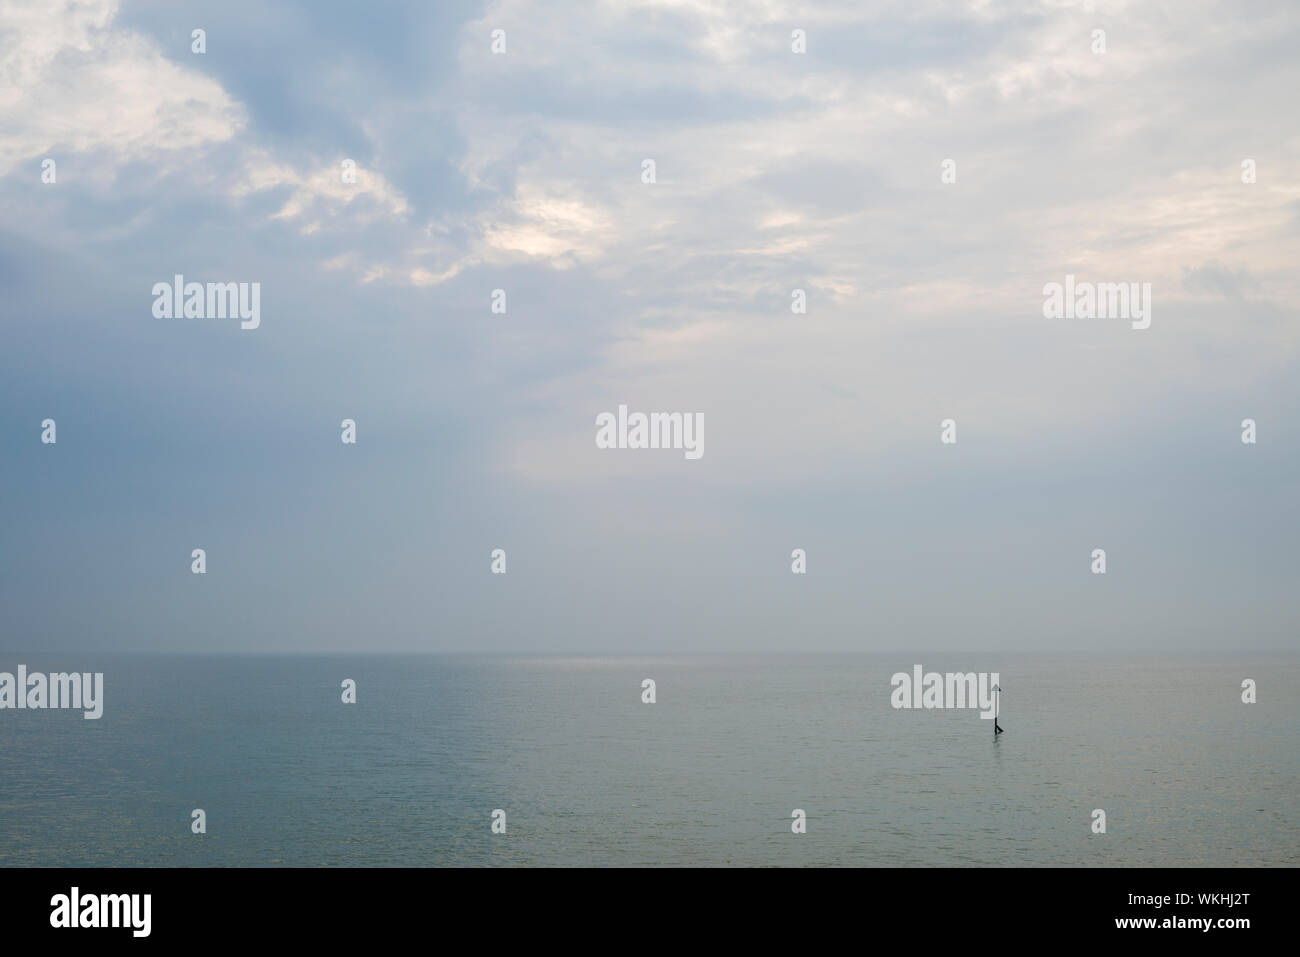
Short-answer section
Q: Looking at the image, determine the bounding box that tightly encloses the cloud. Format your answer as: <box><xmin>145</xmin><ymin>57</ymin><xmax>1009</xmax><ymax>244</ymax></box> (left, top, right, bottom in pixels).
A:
<box><xmin>1182</xmin><ymin>260</ymin><xmax>1261</xmax><ymax>299</ymax></box>
<box><xmin>0</xmin><ymin>0</ymin><xmax>245</xmax><ymax>176</ymax></box>
<box><xmin>2</xmin><ymin>0</ymin><xmax>1299</xmax><ymax>651</ymax></box>
<box><xmin>230</xmin><ymin>152</ymin><xmax>411</xmax><ymax>233</ymax></box>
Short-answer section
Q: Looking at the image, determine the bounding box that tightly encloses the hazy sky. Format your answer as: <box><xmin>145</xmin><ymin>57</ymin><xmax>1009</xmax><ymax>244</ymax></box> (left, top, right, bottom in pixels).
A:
<box><xmin>1</xmin><ymin>0</ymin><xmax>1297</xmax><ymax>653</ymax></box>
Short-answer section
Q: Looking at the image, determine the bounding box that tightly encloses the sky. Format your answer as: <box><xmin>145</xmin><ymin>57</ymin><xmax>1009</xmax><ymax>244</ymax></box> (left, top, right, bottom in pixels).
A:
<box><xmin>0</xmin><ymin>0</ymin><xmax>1297</xmax><ymax>653</ymax></box>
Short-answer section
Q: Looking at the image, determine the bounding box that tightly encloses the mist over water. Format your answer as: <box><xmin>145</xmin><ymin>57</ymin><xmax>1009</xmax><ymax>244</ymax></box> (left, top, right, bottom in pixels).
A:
<box><xmin>1</xmin><ymin>654</ymin><xmax>1294</xmax><ymax>867</ymax></box>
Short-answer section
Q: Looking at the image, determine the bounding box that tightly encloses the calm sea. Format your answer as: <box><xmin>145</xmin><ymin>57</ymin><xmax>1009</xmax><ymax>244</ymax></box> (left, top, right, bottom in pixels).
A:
<box><xmin>0</xmin><ymin>654</ymin><xmax>1295</xmax><ymax>866</ymax></box>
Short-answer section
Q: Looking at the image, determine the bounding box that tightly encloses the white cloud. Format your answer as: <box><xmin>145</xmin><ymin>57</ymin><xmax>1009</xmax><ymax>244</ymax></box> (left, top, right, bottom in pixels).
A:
<box><xmin>229</xmin><ymin>152</ymin><xmax>411</xmax><ymax>233</ymax></box>
<box><xmin>0</xmin><ymin>0</ymin><xmax>244</xmax><ymax>176</ymax></box>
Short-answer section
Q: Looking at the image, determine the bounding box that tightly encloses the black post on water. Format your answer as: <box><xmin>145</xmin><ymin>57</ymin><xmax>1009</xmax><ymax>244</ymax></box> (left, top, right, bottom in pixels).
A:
<box><xmin>993</xmin><ymin>683</ymin><xmax>1003</xmax><ymax>736</ymax></box>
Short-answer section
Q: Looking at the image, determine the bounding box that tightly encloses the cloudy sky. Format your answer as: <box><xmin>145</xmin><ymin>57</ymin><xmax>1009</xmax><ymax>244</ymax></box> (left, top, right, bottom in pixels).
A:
<box><xmin>1</xmin><ymin>0</ymin><xmax>1297</xmax><ymax>653</ymax></box>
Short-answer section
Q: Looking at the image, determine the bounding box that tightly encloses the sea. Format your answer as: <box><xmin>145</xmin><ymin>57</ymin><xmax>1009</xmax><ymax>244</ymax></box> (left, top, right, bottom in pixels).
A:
<box><xmin>0</xmin><ymin>654</ymin><xmax>1295</xmax><ymax>867</ymax></box>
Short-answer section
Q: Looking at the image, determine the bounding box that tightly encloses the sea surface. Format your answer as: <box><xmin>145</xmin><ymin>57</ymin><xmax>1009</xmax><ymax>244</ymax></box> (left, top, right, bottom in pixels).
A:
<box><xmin>0</xmin><ymin>654</ymin><xmax>1295</xmax><ymax>867</ymax></box>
